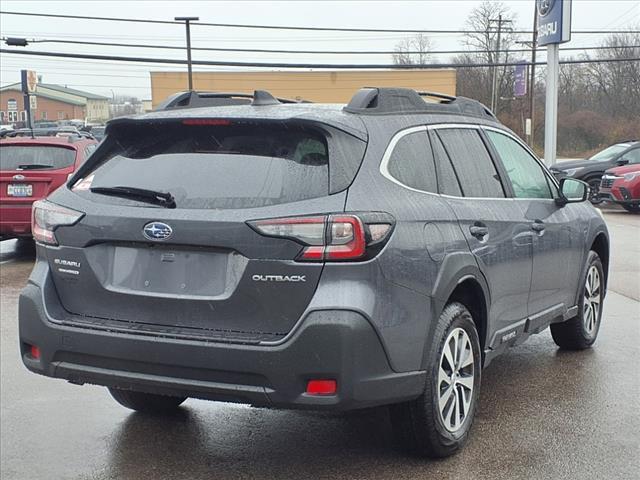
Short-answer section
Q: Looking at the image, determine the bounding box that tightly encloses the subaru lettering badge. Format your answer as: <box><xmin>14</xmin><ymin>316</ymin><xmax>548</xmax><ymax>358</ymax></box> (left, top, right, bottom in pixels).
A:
<box><xmin>537</xmin><ymin>0</ymin><xmax>555</xmax><ymax>16</ymax></box>
<box><xmin>143</xmin><ymin>222</ymin><xmax>173</xmax><ymax>241</ymax></box>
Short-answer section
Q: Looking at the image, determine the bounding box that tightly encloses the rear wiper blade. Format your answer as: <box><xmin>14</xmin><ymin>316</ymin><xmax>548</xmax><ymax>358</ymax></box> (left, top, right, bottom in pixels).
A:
<box><xmin>16</xmin><ymin>164</ymin><xmax>54</xmax><ymax>170</ymax></box>
<box><xmin>90</xmin><ymin>186</ymin><xmax>176</xmax><ymax>209</ymax></box>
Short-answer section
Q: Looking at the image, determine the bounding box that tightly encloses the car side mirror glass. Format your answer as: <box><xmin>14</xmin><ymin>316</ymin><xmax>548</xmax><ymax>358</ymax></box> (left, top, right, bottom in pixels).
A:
<box><xmin>556</xmin><ymin>178</ymin><xmax>588</xmax><ymax>206</ymax></box>
<box><xmin>616</xmin><ymin>158</ymin><xmax>629</xmax><ymax>166</ymax></box>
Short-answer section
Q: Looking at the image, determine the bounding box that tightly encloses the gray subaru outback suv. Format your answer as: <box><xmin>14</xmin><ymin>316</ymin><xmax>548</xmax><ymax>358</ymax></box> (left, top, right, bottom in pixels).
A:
<box><xmin>19</xmin><ymin>88</ymin><xmax>609</xmax><ymax>457</ymax></box>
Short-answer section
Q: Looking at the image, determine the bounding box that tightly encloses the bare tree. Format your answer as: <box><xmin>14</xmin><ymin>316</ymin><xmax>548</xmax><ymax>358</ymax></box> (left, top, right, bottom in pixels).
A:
<box><xmin>392</xmin><ymin>34</ymin><xmax>433</xmax><ymax>65</ymax></box>
<box><xmin>585</xmin><ymin>31</ymin><xmax>640</xmax><ymax>118</ymax></box>
<box><xmin>456</xmin><ymin>1</ymin><xmax>518</xmax><ymax>113</ymax></box>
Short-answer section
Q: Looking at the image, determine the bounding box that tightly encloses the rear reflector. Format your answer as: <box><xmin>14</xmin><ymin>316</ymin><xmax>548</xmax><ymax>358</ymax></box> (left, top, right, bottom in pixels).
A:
<box><xmin>30</xmin><ymin>345</ymin><xmax>41</xmax><ymax>360</ymax></box>
<box><xmin>306</xmin><ymin>379</ymin><xmax>337</xmax><ymax>395</ymax></box>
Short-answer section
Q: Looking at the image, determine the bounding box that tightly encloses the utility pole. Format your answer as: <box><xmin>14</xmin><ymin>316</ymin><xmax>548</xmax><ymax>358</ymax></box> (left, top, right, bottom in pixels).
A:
<box><xmin>489</xmin><ymin>15</ymin><xmax>512</xmax><ymax>113</ymax></box>
<box><xmin>175</xmin><ymin>16</ymin><xmax>199</xmax><ymax>91</ymax></box>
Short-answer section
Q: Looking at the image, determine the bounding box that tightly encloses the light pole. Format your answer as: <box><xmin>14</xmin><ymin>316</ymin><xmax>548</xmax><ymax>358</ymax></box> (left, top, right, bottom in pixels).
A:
<box><xmin>175</xmin><ymin>16</ymin><xmax>199</xmax><ymax>91</ymax></box>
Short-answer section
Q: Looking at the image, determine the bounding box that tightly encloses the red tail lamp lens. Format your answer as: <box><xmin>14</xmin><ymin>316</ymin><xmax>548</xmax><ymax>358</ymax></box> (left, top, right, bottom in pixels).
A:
<box><xmin>31</xmin><ymin>200</ymin><xmax>84</xmax><ymax>246</ymax></box>
<box><xmin>306</xmin><ymin>379</ymin><xmax>337</xmax><ymax>395</ymax></box>
<box><xmin>249</xmin><ymin>215</ymin><xmax>369</xmax><ymax>261</ymax></box>
<box><xmin>325</xmin><ymin>215</ymin><xmax>366</xmax><ymax>260</ymax></box>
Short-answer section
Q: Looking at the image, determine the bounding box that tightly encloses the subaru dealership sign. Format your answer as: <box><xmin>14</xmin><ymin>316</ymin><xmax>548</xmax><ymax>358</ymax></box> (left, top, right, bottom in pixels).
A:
<box><xmin>537</xmin><ymin>0</ymin><xmax>572</xmax><ymax>45</ymax></box>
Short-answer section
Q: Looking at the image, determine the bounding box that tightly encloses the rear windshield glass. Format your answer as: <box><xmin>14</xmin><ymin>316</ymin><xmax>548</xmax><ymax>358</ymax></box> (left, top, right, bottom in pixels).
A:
<box><xmin>0</xmin><ymin>145</ymin><xmax>76</xmax><ymax>170</ymax></box>
<box><xmin>79</xmin><ymin>122</ymin><xmax>330</xmax><ymax>209</ymax></box>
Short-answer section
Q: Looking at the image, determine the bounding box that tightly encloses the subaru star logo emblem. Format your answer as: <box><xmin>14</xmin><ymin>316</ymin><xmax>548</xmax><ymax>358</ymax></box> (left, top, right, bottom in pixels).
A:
<box><xmin>13</xmin><ymin>174</ymin><xmax>26</xmax><ymax>181</ymax></box>
<box><xmin>537</xmin><ymin>0</ymin><xmax>555</xmax><ymax>16</ymax></box>
<box><xmin>143</xmin><ymin>222</ymin><xmax>173</xmax><ymax>241</ymax></box>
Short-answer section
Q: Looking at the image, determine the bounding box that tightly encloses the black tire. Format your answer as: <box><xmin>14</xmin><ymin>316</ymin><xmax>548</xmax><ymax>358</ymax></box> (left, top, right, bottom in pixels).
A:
<box><xmin>550</xmin><ymin>251</ymin><xmax>604</xmax><ymax>350</ymax></box>
<box><xmin>622</xmin><ymin>203</ymin><xmax>640</xmax><ymax>214</ymax></box>
<box><xmin>586</xmin><ymin>177</ymin><xmax>603</xmax><ymax>204</ymax></box>
<box><xmin>390</xmin><ymin>302</ymin><xmax>482</xmax><ymax>458</ymax></box>
<box><xmin>108</xmin><ymin>387</ymin><xmax>187</xmax><ymax>413</ymax></box>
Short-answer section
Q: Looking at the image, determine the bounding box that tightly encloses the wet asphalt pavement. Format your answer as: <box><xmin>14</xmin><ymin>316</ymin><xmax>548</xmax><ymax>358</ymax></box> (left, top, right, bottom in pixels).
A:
<box><xmin>1</xmin><ymin>210</ymin><xmax>638</xmax><ymax>480</ymax></box>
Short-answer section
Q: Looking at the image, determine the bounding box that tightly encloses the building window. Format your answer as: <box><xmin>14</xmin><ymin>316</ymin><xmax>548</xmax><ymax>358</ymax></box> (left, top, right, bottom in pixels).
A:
<box><xmin>8</xmin><ymin>111</ymin><xmax>18</xmax><ymax>123</ymax></box>
<box><xmin>20</xmin><ymin>111</ymin><xmax>27</xmax><ymax>121</ymax></box>
<box><xmin>58</xmin><ymin>111</ymin><xmax>65</xmax><ymax>120</ymax></box>
<box><xmin>0</xmin><ymin>111</ymin><xmax>5</xmax><ymax>122</ymax></box>
<box><xmin>41</xmin><ymin>111</ymin><xmax>48</xmax><ymax>120</ymax></box>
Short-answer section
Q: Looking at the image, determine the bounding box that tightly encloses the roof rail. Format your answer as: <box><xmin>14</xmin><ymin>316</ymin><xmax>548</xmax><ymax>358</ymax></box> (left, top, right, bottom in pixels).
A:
<box><xmin>155</xmin><ymin>90</ymin><xmax>310</xmax><ymax>111</ymax></box>
<box><xmin>416</xmin><ymin>91</ymin><xmax>457</xmax><ymax>103</ymax></box>
<box><xmin>343</xmin><ymin>87</ymin><xmax>496</xmax><ymax>120</ymax></box>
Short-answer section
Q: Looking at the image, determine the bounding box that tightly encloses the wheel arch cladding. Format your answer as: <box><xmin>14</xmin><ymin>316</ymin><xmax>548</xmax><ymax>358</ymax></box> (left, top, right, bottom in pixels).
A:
<box><xmin>448</xmin><ymin>279</ymin><xmax>488</xmax><ymax>354</ymax></box>
<box><xmin>590</xmin><ymin>232</ymin><xmax>609</xmax><ymax>292</ymax></box>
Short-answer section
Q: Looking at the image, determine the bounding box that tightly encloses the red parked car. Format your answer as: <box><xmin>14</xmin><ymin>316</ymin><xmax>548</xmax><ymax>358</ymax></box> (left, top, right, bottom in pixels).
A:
<box><xmin>0</xmin><ymin>136</ymin><xmax>98</xmax><ymax>239</ymax></box>
<box><xmin>599</xmin><ymin>161</ymin><xmax>640</xmax><ymax>213</ymax></box>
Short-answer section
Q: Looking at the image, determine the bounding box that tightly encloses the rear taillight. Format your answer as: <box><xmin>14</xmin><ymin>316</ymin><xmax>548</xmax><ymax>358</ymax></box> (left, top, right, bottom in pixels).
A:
<box><xmin>249</xmin><ymin>213</ymin><xmax>393</xmax><ymax>262</ymax></box>
<box><xmin>31</xmin><ymin>200</ymin><xmax>84</xmax><ymax>246</ymax></box>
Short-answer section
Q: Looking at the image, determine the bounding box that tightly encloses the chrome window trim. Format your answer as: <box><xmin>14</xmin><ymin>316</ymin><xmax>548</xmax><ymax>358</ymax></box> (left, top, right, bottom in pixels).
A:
<box><xmin>379</xmin><ymin>122</ymin><xmax>558</xmax><ymax>201</ymax></box>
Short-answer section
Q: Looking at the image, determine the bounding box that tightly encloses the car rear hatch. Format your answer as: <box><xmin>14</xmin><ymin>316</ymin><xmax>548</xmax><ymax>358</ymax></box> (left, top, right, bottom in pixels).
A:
<box><xmin>0</xmin><ymin>142</ymin><xmax>77</xmax><ymax>204</ymax></box>
<box><xmin>44</xmin><ymin>117</ymin><xmax>367</xmax><ymax>343</ymax></box>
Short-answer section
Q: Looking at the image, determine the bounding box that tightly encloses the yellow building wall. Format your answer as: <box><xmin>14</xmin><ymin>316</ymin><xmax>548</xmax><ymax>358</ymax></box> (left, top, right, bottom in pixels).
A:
<box><xmin>150</xmin><ymin>70</ymin><xmax>456</xmax><ymax>108</ymax></box>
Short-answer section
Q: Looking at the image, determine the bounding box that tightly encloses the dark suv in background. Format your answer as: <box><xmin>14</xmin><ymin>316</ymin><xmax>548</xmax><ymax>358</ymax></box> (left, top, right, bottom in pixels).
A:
<box><xmin>19</xmin><ymin>88</ymin><xmax>609</xmax><ymax>458</ymax></box>
<box><xmin>550</xmin><ymin>140</ymin><xmax>640</xmax><ymax>202</ymax></box>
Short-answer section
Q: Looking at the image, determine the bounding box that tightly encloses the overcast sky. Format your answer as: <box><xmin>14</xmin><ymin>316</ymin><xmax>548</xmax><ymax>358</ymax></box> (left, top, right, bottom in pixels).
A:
<box><xmin>1</xmin><ymin>0</ymin><xmax>638</xmax><ymax>99</ymax></box>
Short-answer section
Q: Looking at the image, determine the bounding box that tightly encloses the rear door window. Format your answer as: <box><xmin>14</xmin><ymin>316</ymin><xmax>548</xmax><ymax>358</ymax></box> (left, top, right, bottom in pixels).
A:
<box><xmin>0</xmin><ymin>145</ymin><xmax>76</xmax><ymax>170</ymax></box>
<box><xmin>436</xmin><ymin>128</ymin><xmax>506</xmax><ymax>198</ymax></box>
<box><xmin>385</xmin><ymin>129</ymin><xmax>437</xmax><ymax>193</ymax></box>
<box><xmin>78</xmin><ymin>122</ymin><xmax>335</xmax><ymax>209</ymax></box>
<box><xmin>429</xmin><ymin>131</ymin><xmax>462</xmax><ymax>196</ymax></box>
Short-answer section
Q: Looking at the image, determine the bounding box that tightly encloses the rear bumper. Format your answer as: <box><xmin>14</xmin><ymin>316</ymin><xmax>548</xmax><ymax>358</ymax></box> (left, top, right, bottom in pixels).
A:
<box><xmin>19</xmin><ymin>279</ymin><xmax>426</xmax><ymax>410</ymax></box>
<box><xmin>0</xmin><ymin>203</ymin><xmax>33</xmax><ymax>237</ymax></box>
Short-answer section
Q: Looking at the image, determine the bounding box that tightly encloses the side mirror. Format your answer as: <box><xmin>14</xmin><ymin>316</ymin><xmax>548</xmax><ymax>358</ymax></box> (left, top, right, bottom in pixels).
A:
<box><xmin>555</xmin><ymin>178</ymin><xmax>589</xmax><ymax>206</ymax></box>
<box><xmin>616</xmin><ymin>158</ymin><xmax>629</xmax><ymax>166</ymax></box>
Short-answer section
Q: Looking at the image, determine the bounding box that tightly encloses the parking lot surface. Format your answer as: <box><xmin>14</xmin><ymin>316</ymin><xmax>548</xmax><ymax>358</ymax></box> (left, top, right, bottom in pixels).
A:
<box><xmin>1</xmin><ymin>210</ymin><xmax>638</xmax><ymax>480</ymax></box>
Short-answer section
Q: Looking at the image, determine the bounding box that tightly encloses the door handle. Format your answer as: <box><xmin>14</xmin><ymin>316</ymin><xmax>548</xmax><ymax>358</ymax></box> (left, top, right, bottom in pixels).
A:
<box><xmin>531</xmin><ymin>221</ymin><xmax>545</xmax><ymax>233</ymax></box>
<box><xmin>469</xmin><ymin>224</ymin><xmax>489</xmax><ymax>238</ymax></box>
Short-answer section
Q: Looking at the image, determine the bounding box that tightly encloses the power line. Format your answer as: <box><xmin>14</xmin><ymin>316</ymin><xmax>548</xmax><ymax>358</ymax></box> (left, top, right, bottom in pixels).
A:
<box><xmin>1</xmin><ymin>10</ymin><xmax>639</xmax><ymax>35</ymax></box>
<box><xmin>5</xmin><ymin>37</ymin><xmax>639</xmax><ymax>56</ymax></box>
<box><xmin>2</xmin><ymin>48</ymin><xmax>638</xmax><ymax>69</ymax></box>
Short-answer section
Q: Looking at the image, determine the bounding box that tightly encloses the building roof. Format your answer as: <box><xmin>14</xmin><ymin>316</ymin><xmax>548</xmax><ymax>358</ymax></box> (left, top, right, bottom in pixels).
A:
<box><xmin>0</xmin><ymin>82</ymin><xmax>109</xmax><ymax>103</ymax></box>
<box><xmin>0</xmin><ymin>86</ymin><xmax>86</xmax><ymax>106</ymax></box>
<box><xmin>38</xmin><ymin>83</ymin><xmax>109</xmax><ymax>100</ymax></box>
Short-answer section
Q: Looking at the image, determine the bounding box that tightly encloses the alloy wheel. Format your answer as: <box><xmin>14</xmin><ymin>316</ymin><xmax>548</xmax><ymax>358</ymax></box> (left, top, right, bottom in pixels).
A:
<box><xmin>588</xmin><ymin>180</ymin><xmax>602</xmax><ymax>204</ymax></box>
<box><xmin>583</xmin><ymin>265</ymin><xmax>601</xmax><ymax>336</ymax></box>
<box><xmin>437</xmin><ymin>328</ymin><xmax>475</xmax><ymax>433</ymax></box>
